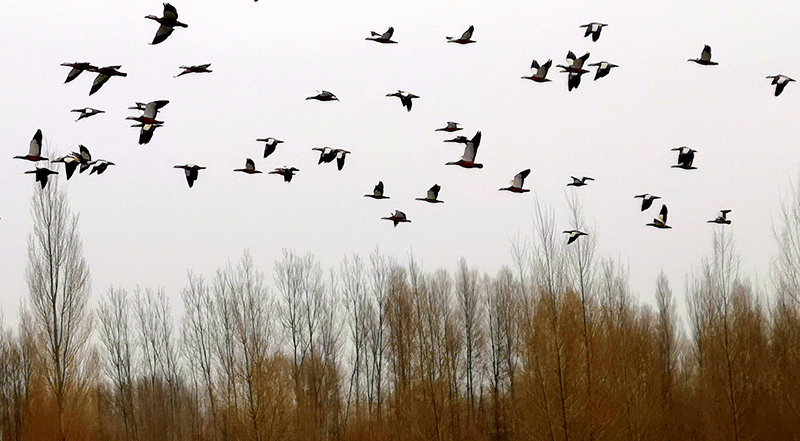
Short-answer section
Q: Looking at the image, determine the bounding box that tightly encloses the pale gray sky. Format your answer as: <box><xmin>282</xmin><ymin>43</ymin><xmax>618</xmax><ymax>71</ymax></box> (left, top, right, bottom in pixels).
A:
<box><xmin>2</xmin><ymin>0</ymin><xmax>799</xmax><ymax>318</ymax></box>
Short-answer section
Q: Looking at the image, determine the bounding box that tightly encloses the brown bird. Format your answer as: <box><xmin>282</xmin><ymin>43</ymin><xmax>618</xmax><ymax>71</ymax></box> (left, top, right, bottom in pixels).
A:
<box><xmin>61</xmin><ymin>62</ymin><xmax>97</xmax><ymax>83</ymax></box>
<box><xmin>269</xmin><ymin>167</ymin><xmax>300</xmax><ymax>182</ymax></box>
<box><xmin>364</xmin><ymin>181</ymin><xmax>390</xmax><ymax>199</ymax></box>
<box><xmin>88</xmin><ymin>65</ymin><xmax>127</xmax><ymax>95</ymax></box>
<box><xmin>446</xmin><ymin>131</ymin><xmax>483</xmax><ymax>168</ymax></box>
<box><xmin>436</xmin><ymin>121</ymin><xmax>462</xmax><ymax>132</ymax></box>
<box><xmin>688</xmin><ymin>45</ymin><xmax>718</xmax><ymax>66</ymax></box>
<box><xmin>522</xmin><ymin>59</ymin><xmax>553</xmax><ymax>82</ymax></box>
<box><xmin>499</xmin><ymin>169</ymin><xmax>531</xmax><ymax>193</ymax></box>
<box><xmin>234</xmin><ymin>158</ymin><xmax>262</xmax><ymax>174</ymax></box>
<box><xmin>175</xmin><ymin>64</ymin><xmax>212</xmax><ymax>77</ymax></box>
<box><xmin>382</xmin><ymin>210</ymin><xmax>411</xmax><ymax>226</ymax></box>
<box><xmin>447</xmin><ymin>25</ymin><xmax>475</xmax><ymax>44</ymax></box>
<box><xmin>146</xmin><ymin>3</ymin><xmax>188</xmax><ymax>45</ymax></box>
<box><xmin>366</xmin><ymin>27</ymin><xmax>397</xmax><ymax>44</ymax></box>
<box><xmin>14</xmin><ymin>129</ymin><xmax>47</xmax><ymax>162</ymax></box>
<box><xmin>306</xmin><ymin>90</ymin><xmax>338</xmax><ymax>101</ymax></box>
<box><xmin>415</xmin><ymin>184</ymin><xmax>444</xmax><ymax>203</ymax></box>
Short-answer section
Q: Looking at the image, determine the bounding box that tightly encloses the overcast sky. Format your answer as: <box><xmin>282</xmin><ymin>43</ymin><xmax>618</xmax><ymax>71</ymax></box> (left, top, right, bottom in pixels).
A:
<box><xmin>2</xmin><ymin>0</ymin><xmax>799</xmax><ymax>319</ymax></box>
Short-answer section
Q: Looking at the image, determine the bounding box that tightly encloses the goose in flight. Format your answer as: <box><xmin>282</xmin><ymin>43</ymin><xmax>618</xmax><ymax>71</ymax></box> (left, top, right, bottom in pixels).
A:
<box><xmin>766</xmin><ymin>75</ymin><xmax>795</xmax><ymax>96</ymax></box>
<box><xmin>563</xmin><ymin>230</ymin><xmax>588</xmax><ymax>244</ymax></box>
<box><xmin>132</xmin><ymin>123</ymin><xmax>163</xmax><ymax>145</ymax></box>
<box><xmin>522</xmin><ymin>59</ymin><xmax>552</xmax><ymax>82</ymax></box>
<box><xmin>447</xmin><ymin>25</ymin><xmax>475</xmax><ymax>44</ymax></box>
<box><xmin>14</xmin><ymin>129</ymin><xmax>47</xmax><ymax>162</ymax></box>
<box><xmin>364</xmin><ymin>181</ymin><xmax>389</xmax><ymax>199</ymax></box>
<box><xmin>174</xmin><ymin>164</ymin><xmax>206</xmax><ymax>188</ymax></box>
<box><xmin>89</xmin><ymin>160</ymin><xmax>115</xmax><ymax>175</ymax></box>
<box><xmin>71</xmin><ymin>107</ymin><xmax>105</xmax><ymax>121</ymax></box>
<box><xmin>707</xmin><ymin>209</ymin><xmax>732</xmax><ymax>225</ymax></box>
<box><xmin>306</xmin><ymin>90</ymin><xmax>338</xmax><ymax>101</ymax></box>
<box><xmin>436</xmin><ymin>122</ymin><xmax>462</xmax><ymax>132</ymax></box>
<box><xmin>580</xmin><ymin>22</ymin><xmax>608</xmax><ymax>42</ymax></box>
<box><xmin>257</xmin><ymin>137</ymin><xmax>284</xmax><ymax>158</ymax></box>
<box><xmin>446</xmin><ymin>131</ymin><xmax>483</xmax><ymax>168</ymax></box>
<box><xmin>175</xmin><ymin>64</ymin><xmax>212</xmax><ymax>77</ymax></box>
<box><xmin>646</xmin><ymin>205</ymin><xmax>672</xmax><ymax>229</ymax></box>
<box><xmin>567</xmin><ymin>176</ymin><xmax>594</xmax><ymax>187</ymax></box>
<box><xmin>126</xmin><ymin>100</ymin><xmax>169</xmax><ymax>125</ymax></box>
<box><xmin>444</xmin><ymin>135</ymin><xmax>469</xmax><ymax>144</ymax></box>
<box><xmin>269</xmin><ymin>167</ymin><xmax>300</xmax><ymax>182</ymax></box>
<box><xmin>234</xmin><ymin>158</ymin><xmax>262</xmax><ymax>174</ymax></box>
<box><xmin>146</xmin><ymin>3</ymin><xmax>188</xmax><ymax>45</ymax></box>
<box><xmin>25</xmin><ymin>167</ymin><xmax>58</xmax><ymax>189</ymax></box>
<box><xmin>565</xmin><ymin>70</ymin><xmax>589</xmax><ymax>91</ymax></box>
<box><xmin>88</xmin><ymin>65</ymin><xmax>127</xmax><ymax>95</ymax></box>
<box><xmin>688</xmin><ymin>45</ymin><xmax>718</xmax><ymax>65</ymax></box>
<box><xmin>588</xmin><ymin>62</ymin><xmax>618</xmax><ymax>80</ymax></box>
<box><xmin>499</xmin><ymin>169</ymin><xmax>531</xmax><ymax>193</ymax></box>
<box><xmin>634</xmin><ymin>193</ymin><xmax>661</xmax><ymax>211</ymax></box>
<box><xmin>382</xmin><ymin>210</ymin><xmax>411</xmax><ymax>227</ymax></box>
<box><xmin>366</xmin><ymin>27</ymin><xmax>397</xmax><ymax>44</ymax></box>
<box><xmin>557</xmin><ymin>51</ymin><xmax>590</xmax><ymax>73</ymax></box>
<box><xmin>416</xmin><ymin>184</ymin><xmax>444</xmax><ymax>203</ymax></box>
<box><xmin>74</xmin><ymin>145</ymin><xmax>94</xmax><ymax>173</ymax></box>
<box><xmin>386</xmin><ymin>90</ymin><xmax>419</xmax><ymax>111</ymax></box>
<box><xmin>61</xmin><ymin>62</ymin><xmax>97</xmax><ymax>83</ymax></box>
<box><xmin>52</xmin><ymin>154</ymin><xmax>80</xmax><ymax>180</ymax></box>
<box><xmin>671</xmin><ymin>147</ymin><xmax>697</xmax><ymax>170</ymax></box>
<box><xmin>335</xmin><ymin>149</ymin><xmax>350</xmax><ymax>170</ymax></box>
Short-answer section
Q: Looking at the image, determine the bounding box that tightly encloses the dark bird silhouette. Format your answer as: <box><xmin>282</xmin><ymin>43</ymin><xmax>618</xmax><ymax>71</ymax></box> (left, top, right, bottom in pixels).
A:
<box><xmin>588</xmin><ymin>62</ymin><xmax>618</xmax><ymax>80</ymax></box>
<box><xmin>61</xmin><ymin>62</ymin><xmax>97</xmax><ymax>83</ymax></box>
<box><xmin>234</xmin><ymin>158</ymin><xmax>262</xmax><ymax>174</ymax></box>
<box><xmin>269</xmin><ymin>167</ymin><xmax>300</xmax><ymax>182</ymax></box>
<box><xmin>557</xmin><ymin>51</ymin><xmax>591</xmax><ymax>73</ymax></box>
<box><xmin>131</xmin><ymin>123</ymin><xmax>163</xmax><ymax>145</ymax></box>
<box><xmin>522</xmin><ymin>59</ymin><xmax>553</xmax><ymax>82</ymax></box>
<box><xmin>767</xmin><ymin>75</ymin><xmax>795</xmax><ymax>96</ymax></box>
<box><xmin>708</xmin><ymin>209</ymin><xmax>732</xmax><ymax>225</ymax></box>
<box><xmin>74</xmin><ymin>144</ymin><xmax>93</xmax><ymax>173</ymax></box>
<box><xmin>386</xmin><ymin>90</ymin><xmax>419</xmax><ymax>111</ymax></box>
<box><xmin>444</xmin><ymin>135</ymin><xmax>469</xmax><ymax>144</ymax></box>
<box><xmin>567</xmin><ymin>176</ymin><xmax>594</xmax><ymax>187</ymax></box>
<box><xmin>71</xmin><ymin>107</ymin><xmax>105</xmax><ymax>121</ymax></box>
<box><xmin>416</xmin><ymin>184</ymin><xmax>444</xmax><ymax>203</ymax></box>
<box><xmin>446</xmin><ymin>131</ymin><xmax>483</xmax><ymax>168</ymax></box>
<box><xmin>257</xmin><ymin>137</ymin><xmax>284</xmax><ymax>158</ymax></box>
<box><xmin>174</xmin><ymin>164</ymin><xmax>206</xmax><ymax>188</ymax></box>
<box><xmin>25</xmin><ymin>167</ymin><xmax>58</xmax><ymax>189</ymax></box>
<box><xmin>175</xmin><ymin>64</ymin><xmax>212</xmax><ymax>77</ymax></box>
<box><xmin>52</xmin><ymin>154</ymin><xmax>80</xmax><ymax>180</ymax></box>
<box><xmin>382</xmin><ymin>210</ymin><xmax>411</xmax><ymax>226</ymax></box>
<box><xmin>436</xmin><ymin>122</ymin><xmax>462</xmax><ymax>132</ymax></box>
<box><xmin>564</xmin><ymin>69</ymin><xmax>589</xmax><ymax>91</ymax></box>
<box><xmin>447</xmin><ymin>25</ymin><xmax>475</xmax><ymax>44</ymax></box>
<box><xmin>14</xmin><ymin>129</ymin><xmax>47</xmax><ymax>162</ymax></box>
<box><xmin>634</xmin><ymin>194</ymin><xmax>661</xmax><ymax>211</ymax></box>
<box><xmin>688</xmin><ymin>45</ymin><xmax>718</xmax><ymax>65</ymax></box>
<box><xmin>671</xmin><ymin>147</ymin><xmax>697</xmax><ymax>170</ymax></box>
<box><xmin>563</xmin><ymin>230</ymin><xmax>588</xmax><ymax>244</ymax></box>
<box><xmin>88</xmin><ymin>65</ymin><xmax>127</xmax><ymax>95</ymax></box>
<box><xmin>364</xmin><ymin>181</ymin><xmax>390</xmax><ymax>199</ymax></box>
<box><xmin>306</xmin><ymin>90</ymin><xmax>338</xmax><ymax>101</ymax></box>
<box><xmin>499</xmin><ymin>169</ymin><xmax>531</xmax><ymax>193</ymax></box>
<box><xmin>646</xmin><ymin>205</ymin><xmax>672</xmax><ymax>229</ymax></box>
<box><xmin>366</xmin><ymin>27</ymin><xmax>397</xmax><ymax>44</ymax></box>
<box><xmin>89</xmin><ymin>160</ymin><xmax>115</xmax><ymax>175</ymax></box>
<box><xmin>580</xmin><ymin>22</ymin><xmax>608</xmax><ymax>42</ymax></box>
<box><xmin>146</xmin><ymin>3</ymin><xmax>188</xmax><ymax>45</ymax></box>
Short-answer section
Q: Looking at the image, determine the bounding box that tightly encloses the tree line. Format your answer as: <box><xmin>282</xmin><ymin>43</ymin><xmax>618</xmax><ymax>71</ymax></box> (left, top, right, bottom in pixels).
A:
<box><xmin>1</xmin><ymin>180</ymin><xmax>799</xmax><ymax>441</ymax></box>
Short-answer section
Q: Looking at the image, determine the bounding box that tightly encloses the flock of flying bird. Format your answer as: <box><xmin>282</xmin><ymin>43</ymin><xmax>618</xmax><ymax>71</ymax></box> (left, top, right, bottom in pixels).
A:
<box><xmin>11</xmin><ymin>4</ymin><xmax>791</xmax><ymax>240</ymax></box>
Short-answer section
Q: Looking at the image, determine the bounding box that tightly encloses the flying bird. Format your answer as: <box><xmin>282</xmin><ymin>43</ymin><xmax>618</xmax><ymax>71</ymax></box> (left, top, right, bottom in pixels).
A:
<box><xmin>444</xmin><ymin>135</ymin><xmax>469</xmax><ymax>144</ymax></box>
<box><xmin>25</xmin><ymin>167</ymin><xmax>58</xmax><ymax>189</ymax></box>
<box><xmin>563</xmin><ymin>230</ymin><xmax>588</xmax><ymax>244</ymax></box>
<box><xmin>366</xmin><ymin>27</ymin><xmax>397</xmax><ymax>44</ymax></box>
<box><xmin>580</xmin><ymin>22</ymin><xmax>608</xmax><ymax>42</ymax></box>
<box><xmin>671</xmin><ymin>147</ymin><xmax>697</xmax><ymax>170</ymax></box>
<box><xmin>306</xmin><ymin>90</ymin><xmax>338</xmax><ymax>101</ymax></box>
<box><xmin>708</xmin><ymin>209</ymin><xmax>732</xmax><ymax>225</ymax></box>
<box><xmin>89</xmin><ymin>160</ymin><xmax>115</xmax><ymax>175</ymax></box>
<box><xmin>132</xmin><ymin>123</ymin><xmax>163</xmax><ymax>145</ymax></box>
<box><xmin>334</xmin><ymin>149</ymin><xmax>350</xmax><ymax>170</ymax></box>
<box><xmin>175</xmin><ymin>64</ymin><xmax>212</xmax><ymax>77</ymax></box>
<box><xmin>313</xmin><ymin>147</ymin><xmax>336</xmax><ymax>164</ymax></box>
<box><xmin>386</xmin><ymin>90</ymin><xmax>419</xmax><ymax>111</ymax></box>
<box><xmin>446</xmin><ymin>131</ymin><xmax>483</xmax><ymax>168</ymax></box>
<box><xmin>499</xmin><ymin>169</ymin><xmax>531</xmax><ymax>193</ymax></box>
<box><xmin>522</xmin><ymin>59</ymin><xmax>553</xmax><ymax>82</ymax></box>
<box><xmin>74</xmin><ymin>144</ymin><xmax>93</xmax><ymax>173</ymax></box>
<box><xmin>234</xmin><ymin>158</ymin><xmax>262</xmax><ymax>174</ymax></box>
<box><xmin>634</xmin><ymin>194</ymin><xmax>661</xmax><ymax>211</ymax></box>
<box><xmin>688</xmin><ymin>45</ymin><xmax>718</xmax><ymax>65</ymax></box>
<box><xmin>416</xmin><ymin>184</ymin><xmax>444</xmax><ymax>203</ymax></box>
<box><xmin>174</xmin><ymin>164</ymin><xmax>206</xmax><ymax>188</ymax></box>
<box><xmin>382</xmin><ymin>210</ymin><xmax>411</xmax><ymax>227</ymax></box>
<box><xmin>257</xmin><ymin>137</ymin><xmax>284</xmax><ymax>158</ymax></box>
<box><xmin>146</xmin><ymin>3</ymin><xmax>188</xmax><ymax>45</ymax></box>
<box><xmin>14</xmin><ymin>129</ymin><xmax>47</xmax><ymax>162</ymax></box>
<box><xmin>766</xmin><ymin>75</ymin><xmax>795</xmax><ymax>96</ymax></box>
<box><xmin>128</xmin><ymin>100</ymin><xmax>169</xmax><ymax>144</ymax></box>
<box><xmin>269</xmin><ymin>167</ymin><xmax>300</xmax><ymax>182</ymax></box>
<box><xmin>87</xmin><ymin>65</ymin><xmax>127</xmax><ymax>95</ymax></box>
<box><xmin>61</xmin><ymin>62</ymin><xmax>97</xmax><ymax>83</ymax></box>
<box><xmin>436</xmin><ymin>122</ymin><xmax>462</xmax><ymax>132</ymax></box>
<box><xmin>447</xmin><ymin>25</ymin><xmax>475</xmax><ymax>44</ymax></box>
<box><xmin>557</xmin><ymin>51</ymin><xmax>591</xmax><ymax>73</ymax></box>
<box><xmin>71</xmin><ymin>107</ymin><xmax>105</xmax><ymax>122</ymax></box>
<box><xmin>646</xmin><ymin>205</ymin><xmax>672</xmax><ymax>229</ymax></box>
<box><xmin>364</xmin><ymin>181</ymin><xmax>390</xmax><ymax>199</ymax></box>
<box><xmin>567</xmin><ymin>176</ymin><xmax>594</xmax><ymax>187</ymax></box>
<box><xmin>564</xmin><ymin>70</ymin><xmax>589</xmax><ymax>91</ymax></box>
<box><xmin>588</xmin><ymin>62</ymin><xmax>618</xmax><ymax>80</ymax></box>
<box><xmin>52</xmin><ymin>154</ymin><xmax>80</xmax><ymax>180</ymax></box>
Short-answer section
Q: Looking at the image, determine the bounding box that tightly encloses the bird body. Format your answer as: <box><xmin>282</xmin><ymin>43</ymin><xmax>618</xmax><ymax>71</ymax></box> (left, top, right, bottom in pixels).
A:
<box><xmin>364</xmin><ymin>181</ymin><xmax>389</xmax><ymax>199</ymax></box>
<box><xmin>128</xmin><ymin>100</ymin><xmax>169</xmax><ymax>144</ymax></box>
<box><xmin>588</xmin><ymin>62</ymin><xmax>618</xmax><ymax>80</ymax></box>
<box><xmin>557</xmin><ymin>51</ymin><xmax>590</xmax><ymax>73</ymax></box>
<box><xmin>269</xmin><ymin>167</ymin><xmax>299</xmax><ymax>182</ymax></box>
<box><xmin>688</xmin><ymin>45</ymin><xmax>718</xmax><ymax>65</ymax></box>
<box><xmin>522</xmin><ymin>59</ymin><xmax>552</xmax><ymax>82</ymax></box>
<box><xmin>767</xmin><ymin>75</ymin><xmax>795</xmax><ymax>96</ymax></box>
<box><xmin>61</xmin><ymin>62</ymin><xmax>97</xmax><ymax>83</ymax></box>
<box><xmin>88</xmin><ymin>65</ymin><xmax>127</xmax><ymax>95</ymax></box>
<box><xmin>146</xmin><ymin>3</ymin><xmax>188</xmax><ymax>45</ymax></box>
<box><xmin>708</xmin><ymin>209</ymin><xmax>732</xmax><ymax>224</ymax></box>
<box><xmin>257</xmin><ymin>137</ymin><xmax>284</xmax><ymax>158</ymax></box>
<box><xmin>52</xmin><ymin>154</ymin><xmax>80</xmax><ymax>180</ymax></box>
<box><xmin>563</xmin><ymin>230</ymin><xmax>588</xmax><ymax>244</ymax></box>
<box><xmin>174</xmin><ymin>164</ymin><xmax>206</xmax><ymax>187</ymax></box>
<box><xmin>416</xmin><ymin>184</ymin><xmax>444</xmax><ymax>203</ymax></box>
<box><xmin>14</xmin><ymin>129</ymin><xmax>47</xmax><ymax>162</ymax></box>
<box><xmin>234</xmin><ymin>158</ymin><xmax>262</xmax><ymax>174</ymax></box>
<box><xmin>634</xmin><ymin>193</ymin><xmax>661</xmax><ymax>211</ymax></box>
<box><xmin>568</xmin><ymin>176</ymin><xmax>594</xmax><ymax>187</ymax></box>
<box><xmin>366</xmin><ymin>27</ymin><xmax>397</xmax><ymax>43</ymax></box>
<box><xmin>499</xmin><ymin>169</ymin><xmax>531</xmax><ymax>193</ymax></box>
<box><xmin>580</xmin><ymin>22</ymin><xmax>607</xmax><ymax>42</ymax></box>
<box><xmin>447</xmin><ymin>25</ymin><xmax>475</xmax><ymax>44</ymax></box>
<box><xmin>306</xmin><ymin>90</ymin><xmax>338</xmax><ymax>101</ymax></box>
<box><xmin>386</xmin><ymin>90</ymin><xmax>419</xmax><ymax>111</ymax></box>
<box><xmin>89</xmin><ymin>160</ymin><xmax>115</xmax><ymax>175</ymax></box>
<box><xmin>436</xmin><ymin>122</ymin><xmax>462</xmax><ymax>132</ymax></box>
<box><xmin>671</xmin><ymin>146</ymin><xmax>697</xmax><ymax>170</ymax></box>
<box><xmin>175</xmin><ymin>64</ymin><xmax>212</xmax><ymax>77</ymax></box>
<box><xmin>382</xmin><ymin>210</ymin><xmax>411</xmax><ymax>226</ymax></box>
<box><xmin>72</xmin><ymin>107</ymin><xmax>105</xmax><ymax>121</ymax></box>
<box><xmin>444</xmin><ymin>135</ymin><xmax>469</xmax><ymax>144</ymax></box>
<box><xmin>446</xmin><ymin>131</ymin><xmax>483</xmax><ymax>168</ymax></box>
<box><xmin>646</xmin><ymin>205</ymin><xmax>672</xmax><ymax>229</ymax></box>
<box><xmin>25</xmin><ymin>168</ymin><xmax>58</xmax><ymax>189</ymax></box>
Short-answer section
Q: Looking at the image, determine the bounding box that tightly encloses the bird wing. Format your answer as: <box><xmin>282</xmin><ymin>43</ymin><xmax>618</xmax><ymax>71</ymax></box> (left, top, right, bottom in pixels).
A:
<box><xmin>246</xmin><ymin>158</ymin><xmax>256</xmax><ymax>170</ymax></box>
<box><xmin>29</xmin><ymin>129</ymin><xmax>43</xmax><ymax>156</ymax></box>
<box><xmin>90</xmin><ymin>73</ymin><xmax>110</xmax><ymax>95</ymax></box>
<box><xmin>336</xmin><ymin>151</ymin><xmax>347</xmax><ymax>170</ymax></box>
<box><xmin>186</xmin><ymin>168</ymin><xmax>197</xmax><ymax>187</ymax></box>
<box><xmin>461</xmin><ymin>25</ymin><xmax>474</xmax><ymax>40</ymax></box>
<box><xmin>382</xmin><ymin>27</ymin><xmax>394</xmax><ymax>39</ymax></box>
<box><xmin>514</xmin><ymin>169</ymin><xmax>531</xmax><ymax>188</ymax></box>
<box><xmin>530</xmin><ymin>59</ymin><xmax>540</xmax><ymax>70</ymax></box>
<box><xmin>701</xmin><ymin>45</ymin><xmax>712</xmax><ymax>61</ymax></box>
<box><xmin>79</xmin><ymin>145</ymin><xmax>91</xmax><ymax>161</ymax></box>
<box><xmin>163</xmin><ymin>3</ymin><xmax>179</xmax><ymax>20</ymax></box>
<box><xmin>428</xmin><ymin>184</ymin><xmax>440</xmax><ymax>200</ymax></box>
<box><xmin>566</xmin><ymin>51</ymin><xmax>577</xmax><ymax>64</ymax></box>
<box><xmin>152</xmin><ymin>24</ymin><xmax>174</xmax><ymax>45</ymax></box>
<box><xmin>659</xmin><ymin>205</ymin><xmax>668</xmax><ymax>224</ymax></box>
<box><xmin>375</xmin><ymin>181</ymin><xmax>384</xmax><ymax>197</ymax></box>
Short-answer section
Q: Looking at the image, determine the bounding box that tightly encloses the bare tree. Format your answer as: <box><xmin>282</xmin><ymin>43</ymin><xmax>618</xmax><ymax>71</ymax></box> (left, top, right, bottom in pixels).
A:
<box><xmin>455</xmin><ymin>258</ymin><xmax>484</xmax><ymax>418</ymax></box>
<box><xmin>26</xmin><ymin>176</ymin><xmax>93</xmax><ymax>441</ymax></box>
